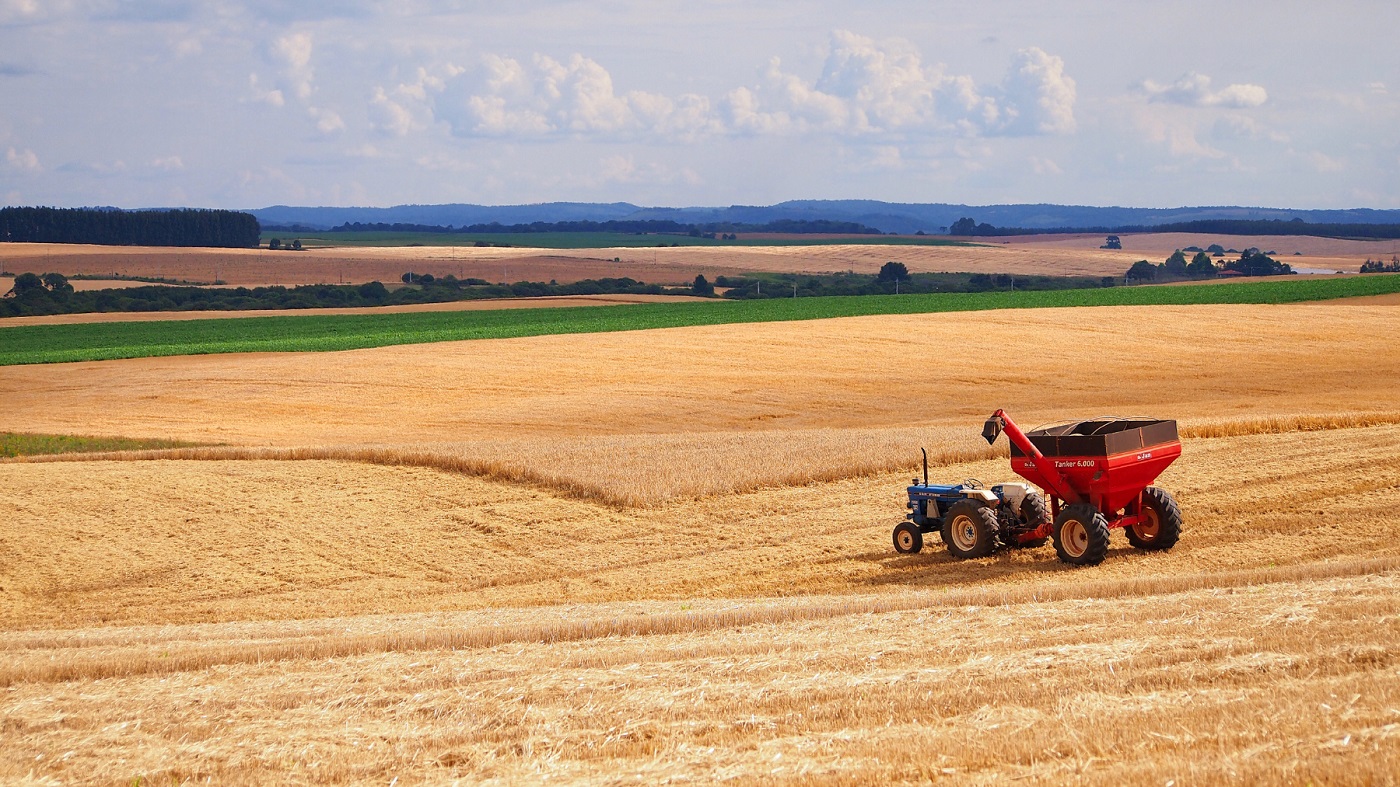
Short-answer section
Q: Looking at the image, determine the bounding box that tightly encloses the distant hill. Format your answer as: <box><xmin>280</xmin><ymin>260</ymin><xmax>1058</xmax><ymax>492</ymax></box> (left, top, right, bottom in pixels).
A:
<box><xmin>250</xmin><ymin>201</ymin><xmax>1400</xmax><ymax>234</ymax></box>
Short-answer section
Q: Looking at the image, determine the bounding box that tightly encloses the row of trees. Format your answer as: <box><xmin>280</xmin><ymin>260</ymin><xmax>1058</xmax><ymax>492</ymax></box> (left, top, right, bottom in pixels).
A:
<box><xmin>1360</xmin><ymin>256</ymin><xmax>1400</xmax><ymax>273</ymax></box>
<box><xmin>0</xmin><ymin>271</ymin><xmax>702</xmax><ymax>317</ymax></box>
<box><xmin>948</xmin><ymin>216</ymin><xmax>1400</xmax><ymax>240</ymax></box>
<box><xmin>0</xmin><ymin>206</ymin><xmax>260</xmax><ymax>248</ymax></box>
<box><xmin>1125</xmin><ymin>248</ymin><xmax>1294</xmax><ymax>281</ymax></box>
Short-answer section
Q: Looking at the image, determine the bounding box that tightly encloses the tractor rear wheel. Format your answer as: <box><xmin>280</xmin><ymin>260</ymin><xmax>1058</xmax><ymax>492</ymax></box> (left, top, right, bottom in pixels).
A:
<box><xmin>1019</xmin><ymin>490</ymin><xmax>1049</xmax><ymax>527</ymax></box>
<box><xmin>1052</xmin><ymin>504</ymin><xmax>1110</xmax><ymax>566</ymax></box>
<box><xmin>942</xmin><ymin>500</ymin><xmax>999</xmax><ymax>559</ymax></box>
<box><xmin>892</xmin><ymin>522</ymin><xmax>924</xmax><ymax>554</ymax></box>
<box><xmin>1125</xmin><ymin>487</ymin><xmax>1182</xmax><ymax>551</ymax></box>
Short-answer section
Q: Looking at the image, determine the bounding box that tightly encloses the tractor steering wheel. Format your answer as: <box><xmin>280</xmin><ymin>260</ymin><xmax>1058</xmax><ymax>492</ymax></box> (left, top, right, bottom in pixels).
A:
<box><xmin>962</xmin><ymin>478</ymin><xmax>984</xmax><ymax>490</ymax></box>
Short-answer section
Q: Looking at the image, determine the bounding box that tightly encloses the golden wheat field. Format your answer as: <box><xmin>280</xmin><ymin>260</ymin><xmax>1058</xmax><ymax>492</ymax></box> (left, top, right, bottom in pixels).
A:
<box><xmin>2</xmin><ymin>232</ymin><xmax>1392</xmax><ymax>288</ymax></box>
<box><xmin>3</xmin><ymin>301</ymin><xmax>1400</xmax><ymax>783</ymax></box>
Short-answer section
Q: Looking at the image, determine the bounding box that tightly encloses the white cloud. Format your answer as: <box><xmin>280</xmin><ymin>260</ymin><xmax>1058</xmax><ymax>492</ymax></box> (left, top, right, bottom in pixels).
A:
<box><xmin>271</xmin><ymin>32</ymin><xmax>314</xmax><ymax>100</ymax></box>
<box><xmin>1140</xmin><ymin>72</ymin><xmax>1267</xmax><ymax>108</ymax></box>
<box><xmin>248</xmin><ymin>73</ymin><xmax>284</xmax><ymax>106</ymax></box>
<box><xmin>723</xmin><ymin>34</ymin><xmax>1073</xmax><ymax>138</ymax></box>
<box><xmin>5</xmin><ymin>146</ymin><xmax>41</xmax><ymax>173</ymax></box>
<box><xmin>997</xmin><ymin>47</ymin><xmax>1076</xmax><ymax>135</ymax></box>
<box><xmin>424</xmin><ymin>32</ymin><xmax>1075</xmax><ymax>143</ymax></box>
<box><xmin>308</xmin><ymin>106</ymin><xmax>344</xmax><ymax>134</ymax></box>
<box><xmin>435</xmin><ymin>52</ymin><xmax>721</xmax><ymax>139</ymax></box>
<box><xmin>1213</xmin><ymin>115</ymin><xmax>1288</xmax><ymax>144</ymax></box>
<box><xmin>1306</xmin><ymin>151</ymin><xmax>1345</xmax><ymax>172</ymax></box>
<box><xmin>149</xmin><ymin>155</ymin><xmax>184</xmax><ymax>171</ymax></box>
<box><xmin>0</xmin><ymin>0</ymin><xmax>42</xmax><ymax>25</ymax></box>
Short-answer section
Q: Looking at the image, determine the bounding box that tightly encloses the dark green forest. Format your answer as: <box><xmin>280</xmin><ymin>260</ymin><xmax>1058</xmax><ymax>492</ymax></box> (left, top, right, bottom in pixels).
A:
<box><xmin>0</xmin><ymin>206</ymin><xmax>260</xmax><ymax>248</ymax></box>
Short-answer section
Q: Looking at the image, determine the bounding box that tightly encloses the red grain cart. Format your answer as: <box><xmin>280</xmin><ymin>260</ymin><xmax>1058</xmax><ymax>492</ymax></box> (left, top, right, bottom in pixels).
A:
<box><xmin>982</xmin><ymin>409</ymin><xmax>1184</xmax><ymax>566</ymax></box>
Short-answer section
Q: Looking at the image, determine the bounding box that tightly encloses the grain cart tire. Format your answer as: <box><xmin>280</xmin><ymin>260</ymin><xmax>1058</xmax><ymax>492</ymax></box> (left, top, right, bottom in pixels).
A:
<box><xmin>1125</xmin><ymin>487</ymin><xmax>1183</xmax><ymax>551</ymax></box>
<box><xmin>1052</xmin><ymin>504</ymin><xmax>1110</xmax><ymax>566</ymax></box>
<box><xmin>1008</xmin><ymin>491</ymin><xmax>1050</xmax><ymax>548</ymax></box>
<box><xmin>893</xmin><ymin>522</ymin><xmax>924</xmax><ymax>555</ymax></box>
<box><xmin>942</xmin><ymin>500</ymin><xmax>999</xmax><ymax>559</ymax></box>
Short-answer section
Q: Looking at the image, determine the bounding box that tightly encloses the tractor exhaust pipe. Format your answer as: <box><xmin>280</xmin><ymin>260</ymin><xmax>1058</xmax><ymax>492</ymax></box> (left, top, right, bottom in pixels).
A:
<box><xmin>921</xmin><ymin>448</ymin><xmax>928</xmax><ymax>486</ymax></box>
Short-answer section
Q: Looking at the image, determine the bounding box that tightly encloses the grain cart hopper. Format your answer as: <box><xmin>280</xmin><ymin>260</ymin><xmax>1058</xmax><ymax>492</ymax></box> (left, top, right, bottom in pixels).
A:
<box><xmin>982</xmin><ymin>409</ymin><xmax>1184</xmax><ymax>566</ymax></box>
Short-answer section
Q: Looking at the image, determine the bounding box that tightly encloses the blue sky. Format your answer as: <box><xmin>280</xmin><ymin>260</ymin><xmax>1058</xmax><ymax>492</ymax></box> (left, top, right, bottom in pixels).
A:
<box><xmin>1</xmin><ymin>1</ymin><xmax>1396</xmax><ymax>210</ymax></box>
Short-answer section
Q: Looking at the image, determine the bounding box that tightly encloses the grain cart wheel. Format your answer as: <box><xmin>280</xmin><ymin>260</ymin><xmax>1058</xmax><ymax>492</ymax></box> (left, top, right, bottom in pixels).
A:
<box><xmin>942</xmin><ymin>500</ymin><xmax>999</xmax><ymax>559</ymax></box>
<box><xmin>892</xmin><ymin>522</ymin><xmax>924</xmax><ymax>554</ymax></box>
<box><xmin>1010</xmin><ymin>491</ymin><xmax>1050</xmax><ymax>549</ymax></box>
<box><xmin>1125</xmin><ymin>487</ymin><xmax>1183</xmax><ymax>551</ymax></box>
<box><xmin>1052</xmin><ymin>504</ymin><xmax>1110</xmax><ymax>566</ymax></box>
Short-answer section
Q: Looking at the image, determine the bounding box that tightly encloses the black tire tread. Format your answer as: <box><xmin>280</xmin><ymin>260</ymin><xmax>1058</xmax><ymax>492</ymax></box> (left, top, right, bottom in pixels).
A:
<box><xmin>1052</xmin><ymin>503</ymin><xmax>1110</xmax><ymax>566</ymax></box>
<box><xmin>1125</xmin><ymin>486</ymin><xmax>1183</xmax><ymax>551</ymax></box>
<box><xmin>942</xmin><ymin>499</ymin><xmax>1000</xmax><ymax>559</ymax></box>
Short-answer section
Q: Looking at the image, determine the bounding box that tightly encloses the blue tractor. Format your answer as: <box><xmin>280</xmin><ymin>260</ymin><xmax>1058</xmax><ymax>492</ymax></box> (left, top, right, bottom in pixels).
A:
<box><xmin>893</xmin><ymin>449</ymin><xmax>1050</xmax><ymax>558</ymax></box>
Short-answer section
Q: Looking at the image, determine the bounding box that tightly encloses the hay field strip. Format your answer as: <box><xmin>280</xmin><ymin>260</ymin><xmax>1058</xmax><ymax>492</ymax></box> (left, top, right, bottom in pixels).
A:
<box><xmin>4</xmin><ymin>274</ymin><xmax>1399</xmax><ymax>366</ymax></box>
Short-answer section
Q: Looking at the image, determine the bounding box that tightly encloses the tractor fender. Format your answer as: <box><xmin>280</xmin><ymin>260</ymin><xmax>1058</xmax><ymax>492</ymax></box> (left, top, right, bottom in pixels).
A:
<box><xmin>960</xmin><ymin>489</ymin><xmax>999</xmax><ymax>505</ymax></box>
<box><xmin>991</xmin><ymin>483</ymin><xmax>1031</xmax><ymax>509</ymax></box>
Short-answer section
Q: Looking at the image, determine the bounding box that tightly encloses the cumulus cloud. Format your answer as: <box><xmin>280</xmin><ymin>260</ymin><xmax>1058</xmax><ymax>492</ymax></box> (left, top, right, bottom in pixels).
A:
<box><xmin>149</xmin><ymin>155</ymin><xmax>184</xmax><ymax>171</ymax></box>
<box><xmin>997</xmin><ymin>47</ymin><xmax>1077</xmax><ymax>134</ymax></box>
<box><xmin>0</xmin><ymin>0</ymin><xmax>43</xmax><ymax>25</ymax></box>
<box><xmin>724</xmin><ymin>33</ymin><xmax>1073</xmax><ymax>138</ymax></box>
<box><xmin>430</xmin><ymin>52</ymin><xmax>720</xmax><ymax>140</ymax></box>
<box><xmin>5</xmin><ymin>146</ymin><xmax>41</xmax><ymax>173</ymax></box>
<box><xmin>413</xmin><ymin>31</ymin><xmax>1074</xmax><ymax>142</ymax></box>
<box><xmin>271</xmin><ymin>31</ymin><xmax>315</xmax><ymax>100</ymax></box>
<box><xmin>1140</xmin><ymin>71</ymin><xmax>1267</xmax><ymax>108</ymax></box>
<box><xmin>248</xmin><ymin>73</ymin><xmax>284</xmax><ymax>106</ymax></box>
<box><xmin>308</xmin><ymin>106</ymin><xmax>344</xmax><ymax>134</ymax></box>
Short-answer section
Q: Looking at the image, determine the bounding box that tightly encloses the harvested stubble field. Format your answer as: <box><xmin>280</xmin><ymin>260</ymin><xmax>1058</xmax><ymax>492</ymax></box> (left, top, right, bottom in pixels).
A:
<box><xmin>3</xmin><ymin>301</ymin><xmax>1400</xmax><ymax>783</ymax></box>
<box><xmin>4</xmin><ymin>232</ymin><xmax>1391</xmax><ymax>288</ymax></box>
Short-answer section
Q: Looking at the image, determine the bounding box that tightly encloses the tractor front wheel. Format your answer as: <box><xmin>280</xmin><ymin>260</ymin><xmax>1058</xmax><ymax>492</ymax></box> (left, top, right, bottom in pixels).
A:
<box><xmin>1052</xmin><ymin>504</ymin><xmax>1110</xmax><ymax>566</ymax></box>
<box><xmin>942</xmin><ymin>500</ymin><xmax>999</xmax><ymax>559</ymax></box>
<box><xmin>893</xmin><ymin>522</ymin><xmax>924</xmax><ymax>554</ymax></box>
<box><xmin>1125</xmin><ymin>487</ymin><xmax>1183</xmax><ymax>551</ymax></box>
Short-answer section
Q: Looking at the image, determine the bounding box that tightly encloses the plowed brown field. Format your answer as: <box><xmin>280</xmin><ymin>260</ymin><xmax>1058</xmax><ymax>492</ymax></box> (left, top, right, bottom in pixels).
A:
<box><xmin>2</xmin><ymin>301</ymin><xmax>1398</xmax><ymax>783</ymax></box>
<box><xmin>4</xmin><ymin>231</ymin><xmax>1391</xmax><ymax>287</ymax></box>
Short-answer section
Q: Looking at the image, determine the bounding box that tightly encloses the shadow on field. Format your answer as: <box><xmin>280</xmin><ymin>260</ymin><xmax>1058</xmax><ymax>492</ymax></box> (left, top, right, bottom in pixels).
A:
<box><xmin>850</xmin><ymin>541</ymin><xmax>1121</xmax><ymax>589</ymax></box>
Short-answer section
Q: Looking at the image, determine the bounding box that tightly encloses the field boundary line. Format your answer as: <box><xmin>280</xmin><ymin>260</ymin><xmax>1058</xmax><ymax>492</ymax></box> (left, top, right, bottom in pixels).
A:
<box><xmin>4</xmin><ymin>556</ymin><xmax>1397</xmax><ymax>687</ymax></box>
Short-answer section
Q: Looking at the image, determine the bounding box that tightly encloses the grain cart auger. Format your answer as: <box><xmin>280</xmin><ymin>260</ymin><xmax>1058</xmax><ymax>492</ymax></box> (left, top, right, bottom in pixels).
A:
<box><xmin>980</xmin><ymin>409</ymin><xmax>1184</xmax><ymax>566</ymax></box>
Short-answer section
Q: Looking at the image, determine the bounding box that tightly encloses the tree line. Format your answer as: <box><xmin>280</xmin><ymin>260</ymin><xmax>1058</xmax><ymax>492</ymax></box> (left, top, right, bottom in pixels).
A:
<box><xmin>949</xmin><ymin>216</ymin><xmax>1400</xmax><ymax>240</ymax></box>
<box><xmin>0</xmin><ymin>271</ymin><xmax>702</xmax><ymax>317</ymax></box>
<box><xmin>0</xmin><ymin>206</ymin><xmax>261</xmax><ymax>248</ymax></box>
<box><xmin>318</xmin><ymin>218</ymin><xmax>884</xmax><ymax>235</ymax></box>
<box><xmin>1125</xmin><ymin>248</ymin><xmax>1294</xmax><ymax>282</ymax></box>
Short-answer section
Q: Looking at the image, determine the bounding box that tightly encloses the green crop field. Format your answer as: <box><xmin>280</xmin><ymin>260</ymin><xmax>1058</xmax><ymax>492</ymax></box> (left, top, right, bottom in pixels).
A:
<box><xmin>263</xmin><ymin>230</ymin><xmax>984</xmax><ymax>249</ymax></box>
<box><xmin>3</xmin><ymin>275</ymin><xmax>1397</xmax><ymax>366</ymax></box>
<box><xmin>0</xmin><ymin>432</ymin><xmax>203</xmax><ymax>457</ymax></box>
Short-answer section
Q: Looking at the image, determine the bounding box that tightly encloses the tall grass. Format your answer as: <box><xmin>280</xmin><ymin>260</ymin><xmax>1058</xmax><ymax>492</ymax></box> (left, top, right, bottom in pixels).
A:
<box><xmin>4</xmin><ymin>273</ymin><xmax>1398</xmax><ymax>365</ymax></box>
